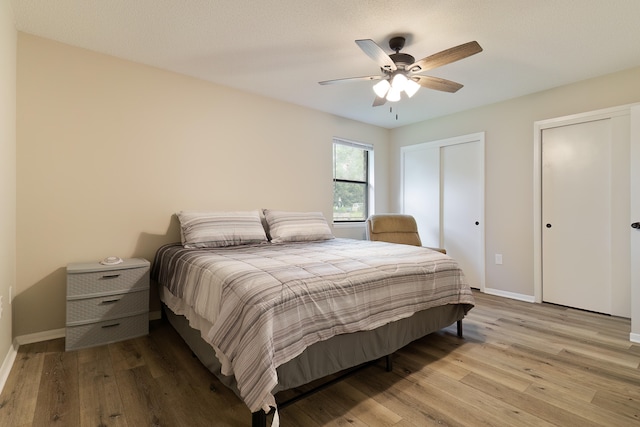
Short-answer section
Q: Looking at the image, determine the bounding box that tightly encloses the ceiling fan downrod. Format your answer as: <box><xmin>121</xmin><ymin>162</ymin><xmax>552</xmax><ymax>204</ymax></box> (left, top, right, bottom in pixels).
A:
<box><xmin>388</xmin><ymin>36</ymin><xmax>415</xmax><ymax>69</ymax></box>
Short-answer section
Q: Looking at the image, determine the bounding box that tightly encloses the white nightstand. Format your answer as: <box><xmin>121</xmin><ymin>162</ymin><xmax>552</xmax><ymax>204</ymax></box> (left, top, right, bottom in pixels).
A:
<box><xmin>65</xmin><ymin>258</ymin><xmax>150</xmax><ymax>351</ymax></box>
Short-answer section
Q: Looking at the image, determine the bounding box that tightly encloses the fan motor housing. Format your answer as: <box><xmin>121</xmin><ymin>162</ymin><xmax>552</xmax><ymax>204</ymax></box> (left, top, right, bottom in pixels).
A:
<box><xmin>389</xmin><ymin>53</ymin><xmax>415</xmax><ymax>68</ymax></box>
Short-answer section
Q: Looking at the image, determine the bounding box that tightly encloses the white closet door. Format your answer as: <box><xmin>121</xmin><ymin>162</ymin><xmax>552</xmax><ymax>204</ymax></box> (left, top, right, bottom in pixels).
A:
<box><xmin>401</xmin><ymin>133</ymin><xmax>485</xmax><ymax>290</ymax></box>
<box><xmin>442</xmin><ymin>141</ymin><xmax>484</xmax><ymax>289</ymax></box>
<box><xmin>630</xmin><ymin>105</ymin><xmax>640</xmax><ymax>339</ymax></box>
<box><xmin>542</xmin><ymin>119</ymin><xmax>612</xmax><ymax>313</ymax></box>
<box><xmin>535</xmin><ymin>106</ymin><xmax>630</xmax><ymax>318</ymax></box>
<box><xmin>401</xmin><ymin>145</ymin><xmax>440</xmax><ymax>248</ymax></box>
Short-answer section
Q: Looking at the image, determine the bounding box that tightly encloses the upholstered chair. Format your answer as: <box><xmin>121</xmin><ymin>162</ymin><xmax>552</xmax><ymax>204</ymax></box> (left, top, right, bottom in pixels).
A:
<box><xmin>365</xmin><ymin>214</ymin><xmax>446</xmax><ymax>254</ymax></box>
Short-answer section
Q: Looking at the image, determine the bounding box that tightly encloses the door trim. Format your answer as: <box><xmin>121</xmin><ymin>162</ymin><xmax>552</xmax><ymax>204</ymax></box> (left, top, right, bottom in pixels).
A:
<box><xmin>533</xmin><ymin>104</ymin><xmax>637</xmax><ymax>304</ymax></box>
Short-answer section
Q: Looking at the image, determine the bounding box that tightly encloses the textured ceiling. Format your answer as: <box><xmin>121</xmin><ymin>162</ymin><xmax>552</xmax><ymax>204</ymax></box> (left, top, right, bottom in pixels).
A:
<box><xmin>10</xmin><ymin>0</ymin><xmax>640</xmax><ymax>128</ymax></box>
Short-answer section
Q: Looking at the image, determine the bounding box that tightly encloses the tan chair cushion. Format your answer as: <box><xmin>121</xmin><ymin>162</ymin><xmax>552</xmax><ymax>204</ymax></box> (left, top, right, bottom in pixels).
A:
<box><xmin>366</xmin><ymin>214</ymin><xmax>447</xmax><ymax>253</ymax></box>
<box><xmin>366</xmin><ymin>214</ymin><xmax>422</xmax><ymax>246</ymax></box>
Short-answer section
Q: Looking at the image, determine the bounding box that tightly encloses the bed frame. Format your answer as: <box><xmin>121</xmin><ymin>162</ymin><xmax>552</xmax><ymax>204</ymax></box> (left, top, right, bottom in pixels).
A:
<box><xmin>163</xmin><ymin>303</ymin><xmax>467</xmax><ymax>427</ymax></box>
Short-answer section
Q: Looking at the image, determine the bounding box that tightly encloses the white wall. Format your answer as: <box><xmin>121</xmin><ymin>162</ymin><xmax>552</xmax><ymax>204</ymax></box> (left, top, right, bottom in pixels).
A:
<box><xmin>390</xmin><ymin>66</ymin><xmax>640</xmax><ymax>326</ymax></box>
<box><xmin>0</xmin><ymin>0</ymin><xmax>17</xmax><ymax>373</ymax></box>
<box><xmin>15</xmin><ymin>34</ymin><xmax>389</xmax><ymax>337</ymax></box>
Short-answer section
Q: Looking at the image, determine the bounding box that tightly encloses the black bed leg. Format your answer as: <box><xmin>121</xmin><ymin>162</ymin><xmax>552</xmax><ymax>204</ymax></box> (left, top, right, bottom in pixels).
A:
<box><xmin>385</xmin><ymin>354</ymin><xmax>393</xmax><ymax>372</ymax></box>
<box><xmin>457</xmin><ymin>319</ymin><xmax>463</xmax><ymax>338</ymax></box>
<box><xmin>252</xmin><ymin>410</ymin><xmax>267</xmax><ymax>427</ymax></box>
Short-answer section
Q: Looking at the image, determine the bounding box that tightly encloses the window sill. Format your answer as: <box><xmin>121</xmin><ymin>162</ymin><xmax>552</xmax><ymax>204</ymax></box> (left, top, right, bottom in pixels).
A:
<box><xmin>333</xmin><ymin>222</ymin><xmax>365</xmax><ymax>228</ymax></box>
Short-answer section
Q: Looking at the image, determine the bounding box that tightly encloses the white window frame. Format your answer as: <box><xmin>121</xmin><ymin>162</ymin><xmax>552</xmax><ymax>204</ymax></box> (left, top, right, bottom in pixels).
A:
<box><xmin>332</xmin><ymin>138</ymin><xmax>374</xmax><ymax>223</ymax></box>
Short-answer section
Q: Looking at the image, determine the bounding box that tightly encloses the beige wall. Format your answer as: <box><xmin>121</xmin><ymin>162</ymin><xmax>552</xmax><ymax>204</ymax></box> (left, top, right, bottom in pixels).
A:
<box><xmin>390</xmin><ymin>66</ymin><xmax>640</xmax><ymax>308</ymax></box>
<box><xmin>0</xmin><ymin>2</ymin><xmax>17</xmax><ymax>360</ymax></box>
<box><xmin>15</xmin><ymin>34</ymin><xmax>389</xmax><ymax>338</ymax></box>
<box><xmin>15</xmin><ymin>31</ymin><xmax>640</xmax><ymax>341</ymax></box>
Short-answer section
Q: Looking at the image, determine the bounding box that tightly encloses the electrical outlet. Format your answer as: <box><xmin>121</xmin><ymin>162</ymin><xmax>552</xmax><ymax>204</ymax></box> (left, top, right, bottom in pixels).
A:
<box><xmin>495</xmin><ymin>254</ymin><xmax>503</xmax><ymax>265</ymax></box>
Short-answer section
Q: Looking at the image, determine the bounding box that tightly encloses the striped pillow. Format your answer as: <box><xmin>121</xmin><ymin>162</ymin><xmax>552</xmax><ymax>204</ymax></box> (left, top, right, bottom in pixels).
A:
<box><xmin>177</xmin><ymin>211</ymin><xmax>268</xmax><ymax>248</ymax></box>
<box><xmin>264</xmin><ymin>209</ymin><xmax>334</xmax><ymax>243</ymax></box>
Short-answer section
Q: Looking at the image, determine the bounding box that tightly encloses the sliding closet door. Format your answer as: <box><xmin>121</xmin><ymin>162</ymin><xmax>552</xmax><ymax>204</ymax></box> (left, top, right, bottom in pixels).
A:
<box><xmin>401</xmin><ymin>133</ymin><xmax>485</xmax><ymax>290</ymax></box>
<box><xmin>541</xmin><ymin>114</ymin><xmax>631</xmax><ymax>316</ymax></box>
<box><xmin>542</xmin><ymin>120</ymin><xmax>611</xmax><ymax>313</ymax></box>
<box><xmin>401</xmin><ymin>144</ymin><xmax>440</xmax><ymax>248</ymax></box>
<box><xmin>441</xmin><ymin>140</ymin><xmax>484</xmax><ymax>290</ymax></box>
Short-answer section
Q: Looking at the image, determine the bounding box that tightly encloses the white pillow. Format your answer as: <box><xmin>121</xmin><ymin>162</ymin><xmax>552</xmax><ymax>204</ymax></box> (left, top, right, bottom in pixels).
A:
<box><xmin>177</xmin><ymin>211</ymin><xmax>268</xmax><ymax>248</ymax></box>
<box><xmin>263</xmin><ymin>209</ymin><xmax>334</xmax><ymax>243</ymax></box>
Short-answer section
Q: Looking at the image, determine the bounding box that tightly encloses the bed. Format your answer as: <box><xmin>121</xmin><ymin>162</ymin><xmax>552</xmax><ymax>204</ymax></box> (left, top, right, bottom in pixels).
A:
<box><xmin>151</xmin><ymin>210</ymin><xmax>475</xmax><ymax>426</ymax></box>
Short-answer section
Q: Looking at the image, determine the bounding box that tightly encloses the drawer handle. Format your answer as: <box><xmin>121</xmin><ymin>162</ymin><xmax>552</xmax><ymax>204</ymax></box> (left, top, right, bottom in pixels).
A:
<box><xmin>100</xmin><ymin>274</ymin><xmax>121</xmax><ymax>279</ymax></box>
<box><xmin>100</xmin><ymin>298</ymin><xmax>121</xmax><ymax>305</ymax></box>
<box><xmin>101</xmin><ymin>323</ymin><xmax>120</xmax><ymax>329</ymax></box>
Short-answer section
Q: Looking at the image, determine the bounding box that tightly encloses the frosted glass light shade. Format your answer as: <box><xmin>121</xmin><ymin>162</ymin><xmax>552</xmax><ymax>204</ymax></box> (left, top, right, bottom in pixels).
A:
<box><xmin>404</xmin><ymin>79</ymin><xmax>420</xmax><ymax>97</ymax></box>
<box><xmin>386</xmin><ymin>87</ymin><xmax>401</xmax><ymax>102</ymax></box>
<box><xmin>373</xmin><ymin>79</ymin><xmax>390</xmax><ymax>98</ymax></box>
<box><xmin>391</xmin><ymin>73</ymin><xmax>407</xmax><ymax>91</ymax></box>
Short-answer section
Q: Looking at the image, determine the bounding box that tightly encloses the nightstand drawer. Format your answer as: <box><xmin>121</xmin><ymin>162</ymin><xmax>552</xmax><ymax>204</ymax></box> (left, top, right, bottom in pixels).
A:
<box><xmin>67</xmin><ymin>267</ymin><xmax>149</xmax><ymax>298</ymax></box>
<box><xmin>65</xmin><ymin>313</ymin><xmax>149</xmax><ymax>351</ymax></box>
<box><xmin>66</xmin><ymin>289</ymin><xmax>149</xmax><ymax>325</ymax></box>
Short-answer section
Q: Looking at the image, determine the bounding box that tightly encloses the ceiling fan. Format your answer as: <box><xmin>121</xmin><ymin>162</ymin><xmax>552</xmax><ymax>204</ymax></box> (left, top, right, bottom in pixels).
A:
<box><xmin>319</xmin><ymin>36</ymin><xmax>482</xmax><ymax>106</ymax></box>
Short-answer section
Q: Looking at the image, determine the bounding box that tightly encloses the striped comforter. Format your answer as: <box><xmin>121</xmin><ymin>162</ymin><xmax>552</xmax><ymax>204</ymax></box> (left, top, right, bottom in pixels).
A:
<box><xmin>152</xmin><ymin>238</ymin><xmax>474</xmax><ymax>413</ymax></box>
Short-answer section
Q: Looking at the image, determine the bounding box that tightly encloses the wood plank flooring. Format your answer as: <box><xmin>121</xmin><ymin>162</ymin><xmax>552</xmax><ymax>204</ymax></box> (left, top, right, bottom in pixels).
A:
<box><xmin>0</xmin><ymin>291</ymin><xmax>639</xmax><ymax>426</ymax></box>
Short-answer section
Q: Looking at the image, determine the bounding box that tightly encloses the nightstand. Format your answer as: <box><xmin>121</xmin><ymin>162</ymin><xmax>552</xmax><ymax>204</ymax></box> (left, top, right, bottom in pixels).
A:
<box><xmin>65</xmin><ymin>258</ymin><xmax>150</xmax><ymax>351</ymax></box>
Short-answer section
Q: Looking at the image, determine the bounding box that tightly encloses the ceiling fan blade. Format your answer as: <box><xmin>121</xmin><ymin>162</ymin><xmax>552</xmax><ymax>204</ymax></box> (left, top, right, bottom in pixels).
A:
<box><xmin>408</xmin><ymin>41</ymin><xmax>482</xmax><ymax>73</ymax></box>
<box><xmin>318</xmin><ymin>75</ymin><xmax>383</xmax><ymax>85</ymax></box>
<box><xmin>372</xmin><ymin>96</ymin><xmax>387</xmax><ymax>107</ymax></box>
<box><xmin>355</xmin><ymin>39</ymin><xmax>397</xmax><ymax>71</ymax></box>
<box><xmin>414</xmin><ymin>76</ymin><xmax>464</xmax><ymax>93</ymax></box>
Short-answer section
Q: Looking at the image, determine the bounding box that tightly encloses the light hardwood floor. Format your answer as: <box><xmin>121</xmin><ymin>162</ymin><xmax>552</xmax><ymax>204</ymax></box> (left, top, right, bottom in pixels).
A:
<box><xmin>0</xmin><ymin>291</ymin><xmax>639</xmax><ymax>426</ymax></box>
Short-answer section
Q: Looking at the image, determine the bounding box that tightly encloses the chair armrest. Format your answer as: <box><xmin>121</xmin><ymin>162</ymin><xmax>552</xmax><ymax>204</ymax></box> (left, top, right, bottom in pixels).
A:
<box><xmin>424</xmin><ymin>246</ymin><xmax>447</xmax><ymax>254</ymax></box>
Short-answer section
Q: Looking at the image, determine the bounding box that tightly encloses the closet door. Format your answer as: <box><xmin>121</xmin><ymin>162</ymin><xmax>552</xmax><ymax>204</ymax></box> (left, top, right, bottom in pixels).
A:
<box><xmin>442</xmin><ymin>140</ymin><xmax>484</xmax><ymax>290</ymax></box>
<box><xmin>630</xmin><ymin>105</ymin><xmax>640</xmax><ymax>339</ymax></box>
<box><xmin>401</xmin><ymin>144</ymin><xmax>440</xmax><ymax>249</ymax></box>
<box><xmin>401</xmin><ymin>133</ymin><xmax>485</xmax><ymax>290</ymax></box>
<box><xmin>540</xmin><ymin>114</ymin><xmax>630</xmax><ymax>316</ymax></box>
<box><xmin>542</xmin><ymin>120</ymin><xmax>612</xmax><ymax>313</ymax></box>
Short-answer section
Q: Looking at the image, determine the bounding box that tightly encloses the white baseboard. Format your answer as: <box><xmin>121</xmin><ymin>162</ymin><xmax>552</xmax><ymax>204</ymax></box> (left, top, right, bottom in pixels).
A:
<box><xmin>0</xmin><ymin>341</ymin><xmax>18</xmax><ymax>395</ymax></box>
<box><xmin>1</xmin><ymin>328</ymin><xmax>75</xmax><ymax>394</ymax></box>
<box><xmin>630</xmin><ymin>332</ymin><xmax>640</xmax><ymax>344</ymax></box>
<box><xmin>483</xmin><ymin>287</ymin><xmax>536</xmax><ymax>303</ymax></box>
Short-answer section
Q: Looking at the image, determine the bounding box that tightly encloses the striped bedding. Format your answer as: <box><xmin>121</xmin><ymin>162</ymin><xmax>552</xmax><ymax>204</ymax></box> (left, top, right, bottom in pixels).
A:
<box><xmin>152</xmin><ymin>238</ymin><xmax>474</xmax><ymax>413</ymax></box>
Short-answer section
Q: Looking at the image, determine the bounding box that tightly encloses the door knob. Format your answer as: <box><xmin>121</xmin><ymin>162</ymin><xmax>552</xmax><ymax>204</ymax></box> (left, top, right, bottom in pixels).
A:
<box><xmin>546</xmin><ymin>224</ymin><xmax>552</xmax><ymax>228</ymax></box>
<box><xmin>632</xmin><ymin>222</ymin><xmax>640</xmax><ymax>229</ymax></box>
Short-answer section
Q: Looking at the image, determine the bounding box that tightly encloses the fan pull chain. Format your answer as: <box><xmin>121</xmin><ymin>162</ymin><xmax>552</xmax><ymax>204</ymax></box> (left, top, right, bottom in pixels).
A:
<box><xmin>390</xmin><ymin>106</ymin><xmax>399</xmax><ymax>120</ymax></box>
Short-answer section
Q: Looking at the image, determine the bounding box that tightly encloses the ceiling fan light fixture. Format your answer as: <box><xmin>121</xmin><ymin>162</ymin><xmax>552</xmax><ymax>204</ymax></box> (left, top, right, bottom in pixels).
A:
<box><xmin>320</xmin><ymin>38</ymin><xmax>482</xmax><ymax>108</ymax></box>
<box><xmin>391</xmin><ymin>73</ymin><xmax>408</xmax><ymax>91</ymax></box>
<box><xmin>404</xmin><ymin>78</ymin><xmax>420</xmax><ymax>98</ymax></box>
<box><xmin>386</xmin><ymin>86</ymin><xmax>402</xmax><ymax>102</ymax></box>
<box><xmin>373</xmin><ymin>79</ymin><xmax>391</xmax><ymax>98</ymax></box>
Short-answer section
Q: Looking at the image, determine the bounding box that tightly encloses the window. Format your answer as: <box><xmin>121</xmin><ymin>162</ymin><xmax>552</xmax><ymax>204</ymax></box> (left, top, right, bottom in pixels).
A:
<box><xmin>333</xmin><ymin>138</ymin><xmax>373</xmax><ymax>222</ymax></box>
